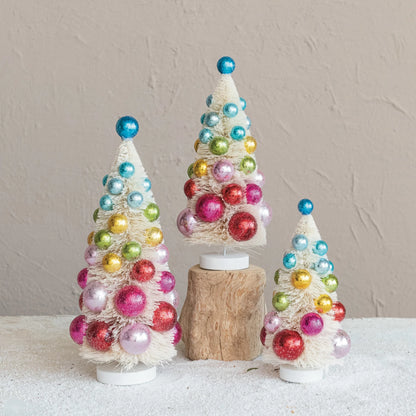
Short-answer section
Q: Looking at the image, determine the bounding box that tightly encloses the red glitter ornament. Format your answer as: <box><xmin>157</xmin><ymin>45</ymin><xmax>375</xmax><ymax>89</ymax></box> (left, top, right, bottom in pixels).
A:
<box><xmin>195</xmin><ymin>193</ymin><xmax>225</xmax><ymax>222</ymax></box>
<box><xmin>79</xmin><ymin>293</ymin><xmax>83</xmax><ymax>310</ymax></box>
<box><xmin>260</xmin><ymin>326</ymin><xmax>267</xmax><ymax>346</ymax></box>
<box><xmin>152</xmin><ymin>301</ymin><xmax>177</xmax><ymax>332</ymax></box>
<box><xmin>221</xmin><ymin>183</ymin><xmax>244</xmax><ymax>205</ymax></box>
<box><xmin>332</xmin><ymin>301</ymin><xmax>346</xmax><ymax>322</ymax></box>
<box><xmin>131</xmin><ymin>259</ymin><xmax>156</xmax><ymax>282</ymax></box>
<box><xmin>184</xmin><ymin>179</ymin><xmax>198</xmax><ymax>199</ymax></box>
<box><xmin>228</xmin><ymin>212</ymin><xmax>257</xmax><ymax>241</ymax></box>
<box><xmin>86</xmin><ymin>321</ymin><xmax>113</xmax><ymax>351</ymax></box>
<box><xmin>272</xmin><ymin>329</ymin><xmax>304</xmax><ymax>360</ymax></box>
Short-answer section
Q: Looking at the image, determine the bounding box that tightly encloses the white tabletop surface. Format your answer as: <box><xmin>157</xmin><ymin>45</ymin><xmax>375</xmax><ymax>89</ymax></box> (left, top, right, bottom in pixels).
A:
<box><xmin>0</xmin><ymin>316</ymin><xmax>415</xmax><ymax>416</ymax></box>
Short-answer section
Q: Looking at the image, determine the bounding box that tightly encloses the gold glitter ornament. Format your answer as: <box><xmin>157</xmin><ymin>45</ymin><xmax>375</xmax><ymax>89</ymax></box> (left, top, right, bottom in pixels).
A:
<box><xmin>102</xmin><ymin>253</ymin><xmax>122</xmax><ymax>273</ymax></box>
<box><xmin>194</xmin><ymin>159</ymin><xmax>208</xmax><ymax>177</ymax></box>
<box><xmin>244</xmin><ymin>136</ymin><xmax>257</xmax><ymax>154</ymax></box>
<box><xmin>194</xmin><ymin>139</ymin><xmax>200</xmax><ymax>152</ymax></box>
<box><xmin>87</xmin><ymin>232</ymin><xmax>94</xmax><ymax>245</ymax></box>
<box><xmin>108</xmin><ymin>214</ymin><xmax>128</xmax><ymax>234</ymax></box>
<box><xmin>291</xmin><ymin>269</ymin><xmax>312</xmax><ymax>289</ymax></box>
<box><xmin>146</xmin><ymin>227</ymin><xmax>163</xmax><ymax>246</ymax></box>
<box><xmin>314</xmin><ymin>294</ymin><xmax>333</xmax><ymax>313</ymax></box>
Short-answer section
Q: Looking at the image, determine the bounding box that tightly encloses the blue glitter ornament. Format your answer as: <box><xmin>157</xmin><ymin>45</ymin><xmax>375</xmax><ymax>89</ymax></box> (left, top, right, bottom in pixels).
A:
<box><xmin>102</xmin><ymin>175</ymin><xmax>108</xmax><ymax>186</ymax></box>
<box><xmin>240</xmin><ymin>97</ymin><xmax>247</xmax><ymax>110</ymax></box>
<box><xmin>328</xmin><ymin>261</ymin><xmax>334</xmax><ymax>273</ymax></box>
<box><xmin>127</xmin><ymin>191</ymin><xmax>143</xmax><ymax>208</ymax></box>
<box><xmin>206</xmin><ymin>94</ymin><xmax>213</xmax><ymax>107</ymax></box>
<box><xmin>116</xmin><ymin>116</ymin><xmax>139</xmax><ymax>140</ymax></box>
<box><xmin>298</xmin><ymin>199</ymin><xmax>314</xmax><ymax>215</ymax></box>
<box><xmin>223</xmin><ymin>103</ymin><xmax>238</xmax><ymax>118</ymax></box>
<box><xmin>230</xmin><ymin>126</ymin><xmax>246</xmax><ymax>141</ymax></box>
<box><xmin>107</xmin><ymin>178</ymin><xmax>124</xmax><ymax>195</ymax></box>
<box><xmin>199</xmin><ymin>128</ymin><xmax>213</xmax><ymax>144</ymax></box>
<box><xmin>292</xmin><ymin>234</ymin><xmax>308</xmax><ymax>251</ymax></box>
<box><xmin>119</xmin><ymin>162</ymin><xmax>135</xmax><ymax>179</ymax></box>
<box><xmin>313</xmin><ymin>240</ymin><xmax>328</xmax><ymax>256</ymax></box>
<box><xmin>315</xmin><ymin>258</ymin><xmax>330</xmax><ymax>275</ymax></box>
<box><xmin>143</xmin><ymin>178</ymin><xmax>151</xmax><ymax>192</ymax></box>
<box><xmin>283</xmin><ymin>253</ymin><xmax>297</xmax><ymax>269</ymax></box>
<box><xmin>217</xmin><ymin>56</ymin><xmax>235</xmax><ymax>74</ymax></box>
<box><xmin>100</xmin><ymin>195</ymin><xmax>113</xmax><ymax>211</ymax></box>
<box><xmin>246</xmin><ymin>117</ymin><xmax>251</xmax><ymax>129</ymax></box>
<box><xmin>205</xmin><ymin>112</ymin><xmax>220</xmax><ymax>127</ymax></box>
<box><xmin>200</xmin><ymin>113</ymin><xmax>206</xmax><ymax>124</ymax></box>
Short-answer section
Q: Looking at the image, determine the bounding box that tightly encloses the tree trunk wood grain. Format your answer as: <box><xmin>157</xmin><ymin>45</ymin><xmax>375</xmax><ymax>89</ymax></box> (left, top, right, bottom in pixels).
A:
<box><xmin>179</xmin><ymin>264</ymin><xmax>266</xmax><ymax>361</ymax></box>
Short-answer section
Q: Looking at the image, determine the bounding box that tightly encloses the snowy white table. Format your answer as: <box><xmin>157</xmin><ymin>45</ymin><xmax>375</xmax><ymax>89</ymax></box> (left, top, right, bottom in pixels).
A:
<box><xmin>0</xmin><ymin>317</ymin><xmax>415</xmax><ymax>416</ymax></box>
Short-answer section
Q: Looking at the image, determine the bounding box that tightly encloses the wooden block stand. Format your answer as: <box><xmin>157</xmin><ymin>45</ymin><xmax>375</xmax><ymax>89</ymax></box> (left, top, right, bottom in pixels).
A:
<box><xmin>179</xmin><ymin>264</ymin><xmax>266</xmax><ymax>361</ymax></box>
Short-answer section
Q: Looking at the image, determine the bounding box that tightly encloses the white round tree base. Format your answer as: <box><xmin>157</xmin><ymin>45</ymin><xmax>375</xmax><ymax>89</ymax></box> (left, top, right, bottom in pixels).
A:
<box><xmin>96</xmin><ymin>363</ymin><xmax>156</xmax><ymax>385</ymax></box>
<box><xmin>199</xmin><ymin>252</ymin><xmax>249</xmax><ymax>270</ymax></box>
<box><xmin>279</xmin><ymin>364</ymin><xmax>324</xmax><ymax>383</ymax></box>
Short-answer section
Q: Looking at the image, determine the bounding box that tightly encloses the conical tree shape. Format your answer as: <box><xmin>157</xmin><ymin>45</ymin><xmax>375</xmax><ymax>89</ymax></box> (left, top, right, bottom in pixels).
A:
<box><xmin>177</xmin><ymin>57</ymin><xmax>271</xmax><ymax>246</ymax></box>
<box><xmin>69</xmin><ymin>116</ymin><xmax>180</xmax><ymax>369</ymax></box>
<box><xmin>262</xmin><ymin>199</ymin><xmax>350</xmax><ymax>370</ymax></box>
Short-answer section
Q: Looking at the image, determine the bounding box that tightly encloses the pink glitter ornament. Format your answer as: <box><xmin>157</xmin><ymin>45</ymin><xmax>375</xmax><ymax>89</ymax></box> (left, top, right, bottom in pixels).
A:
<box><xmin>195</xmin><ymin>194</ymin><xmax>225</xmax><ymax>222</ymax></box>
<box><xmin>83</xmin><ymin>280</ymin><xmax>107</xmax><ymax>313</ymax></box>
<box><xmin>159</xmin><ymin>271</ymin><xmax>175</xmax><ymax>293</ymax></box>
<box><xmin>114</xmin><ymin>285</ymin><xmax>146</xmax><ymax>317</ymax></box>
<box><xmin>119</xmin><ymin>323</ymin><xmax>151</xmax><ymax>355</ymax></box>
<box><xmin>172</xmin><ymin>322</ymin><xmax>182</xmax><ymax>345</ymax></box>
<box><xmin>77</xmin><ymin>268</ymin><xmax>88</xmax><ymax>289</ymax></box>
<box><xmin>259</xmin><ymin>203</ymin><xmax>272</xmax><ymax>226</ymax></box>
<box><xmin>69</xmin><ymin>315</ymin><xmax>87</xmax><ymax>345</ymax></box>
<box><xmin>155</xmin><ymin>244</ymin><xmax>169</xmax><ymax>264</ymax></box>
<box><xmin>263</xmin><ymin>311</ymin><xmax>282</xmax><ymax>333</ymax></box>
<box><xmin>260</xmin><ymin>326</ymin><xmax>267</xmax><ymax>346</ymax></box>
<box><xmin>212</xmin><ymin>159</ymin><xmax>234</xmax><ymax>183</ymax></box>
<box><xmin>165</xmin><ymin>289</ymin><xmax>179</xmax><ymax>308</ymax></box>
<box><xmin>300</xmin><ymin>312</ymin><xmax>324</xmax><ymax>336</ymax></box>
<box><xmin>253</xmin><ymin>170</ymin><xmax>265</xmax><ymax>187</ymax></box>
<box><xmin>333</xmin><ymin>329</ymin><xmax>351</xmax><ymax>358</ymax></box>
<box><xmin>177</xmin><ymin>208</ymin><xmax>197</xmax><ymax>236</ymax></box>
<box><xmin>246</xmin><ymin>183</ymin><xmax>262</xmax><ymax>205</ymax></box>
<box><xmin>84</xmin><ymin>245</ymin><xmax>98</xmax><ymax>266</ymax></box>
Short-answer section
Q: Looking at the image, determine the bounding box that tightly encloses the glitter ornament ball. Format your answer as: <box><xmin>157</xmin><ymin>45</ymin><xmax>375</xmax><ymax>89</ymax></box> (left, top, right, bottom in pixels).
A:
<box><xmin>253</xmin><ymin>170</ymin><xmax>265</xmax><ymax>187</ymax></box>
<box><xmin>244</xmin><ymin>136</ymin><xmax>257</xmax><ymax>154</ymax></box>
<box><xmin>221</xmin><ymin>183</ymin><xmax>244</xmax><ymax>205</ymax></box>
<box><xmin>291</xmin><ymin>269</ymin><xmax>312</xmax><ymax>289</ymax></box>
<box><xmin>239</xmin><ymin>156</ymin><xmax>256</xmax><ymax>174</ymax></box>
<box><xmin>223</xmin><ymin>103</ymin><xmax>238</xmax><ymax>118</ymax></box>
<box><xmin>77</xmin><ymin>268</ymin><xmax>88</xmax><ymax>289</ymax></box>
<box><xmin>152</xmin><ymin>301</ymin><xmax>177</xmax><ymax>332</ymax></box>
<box><xmin>332</xmin><ymin>301</ymin><xmax>346</xmax><ymax>322</ymax></box>
<box><xmin>102</xmin><ymin>175</ymin><xmax>108</xmax><ymax>186</ymax></box>
<box><xmin>272</xmin><ymin>292</ymin><xmax>289</xmax><ymax>311</ymax></box>
<box><xmin>83</xmin><ymin>281</ymin><xmax>107</xmax><ymax>313</ymax></box>
<box><xmin>155</xmin><ymin>244</ymin><xmax>169</xmax><ymax>264</ymax></box>
<box><xmin>118</xmin><ymin>162</ymin><xmax>135</xmax><ymax>179</ymax></box>
<box><xmin>298</xmin><ymin>198</ymin><xmax>314</xmax><ymax>215</ymax></box>
<box><xmin>212</xmin><ymin>159</ymin><xmax>234</xmax><ymax>182</ymax></box>
<box><xmin>94</xmin><ymin>230</ymin><xmax>112</xmax><ymax>250</ymax></box>
<box><xmin>102</xmin><ymin>253</ymin><xmax>122</xmax><ymax>273</ymax></box>
<box><xmin>122</xmin><ymin>241</ymin><xmax>141</xmax><ymax>261</ymax></box>
<box><xmin>264</xmin><ymin>311</ymin><xmax>282</xmax><ymax>333</ymax></box>
<box><xmin>333</xmin><ymin>329</ymin><xmax>351</xmax><ymax>359</ymax></box>
<box><xmin>200</xmin><ymin>113</ymin><xmax>205</xmax><ymax>124</ymax></box>
<box><xmin>165</xmin><ymin>289</ymin><xmax>179</xmax><ymax>308</ymax></box>
<box><xmin>131</xmin><ymin>259</ymin><xmax>155</xmax><ymax>282</ymax></box>
<box><xmin>240</xmin><ymin>97</ymin><xmax>247</xmax><ymax>110</ymax></box>
<box><xmin>145</xmin><ymin>227</ymin><xmax>163</xmax><ymax>246</ymax></box>
<box><xmin>300</xmin><ymin>313</ymin><xmax>324</xmax><ymax>336</ymax></box>
<box><xmin>143</xmin><ymin>178</ymin><xmax>152</xmax><ymax>192</ymax></box>
<box><xmin>322</xmin><ymin>274</ymin><xmax>339</xmax><ymax>293</ymax></box>
<box><xmin>127</xmin><ymin>191</ymin><xmax>143</xmax><ymax>208</ymax></box>
<box><xmin>292</xmin><ymin>234</ymin><xmax>308</xmax><ymax>251</ymax></box>
<box><xmin>217</xmin><ymin>56</ymin><xmax>235</xmax><ymax>74</ymax></box>
<box><xmin>84</xmin><ymin>245</ymin><xmax>98</xmax><ymax>266</ymax></box>
<box><xmin>246</xmin><ymin>117</ymin><xmax>251</xmax><ymax>129</ymax></box>
<box><xmin>259</xmin><ymin>203</ymin><xmax>272</xmax><ymax>226</ymax></box>
<box><xmin>274</xmin><ymin>269</ymin><xmax>280</xmax><ymax>284</ymax></box>
<box><xmin>314</xmin><ymin>294</ymin><xmax>333</xmax><ymax>313</ymax></box>
<box><xmin>116</xmin><ymin>116</ymin><xmax>139</xmax><ymax>139</ymax></box>
<box><xmin>195</xmin><ymin>194</ymin><xmax>225</xmax><ymax>222</ymax></box>
<box><xmin>209</xmin><ymin>137</ymin><xmax>229</xmax><ymax>155</ymax></box>
<box><xmin>230</xmin><ymin>126</ymin><xmax>246</xmax><ymax>141</ymax></box>
<box><xmin>206</xmin><ymin>94</ymin><xmax>213</xmax><ymax>107</ymax></box>
<box><xmin>159</xmin><ymin>271</ymin><xmax>176</xmax><ymax>293</ymax></box>
<box><xmin>172</xmin><ymin>322</ymin><xmax>182</xmax><ymax>345</ymax></box>
<box><xmin>313</xmin><ymin>240</ymin><xmax>328</xmax><ymax>256</ymax></box>
<box><xmin>194</xmin><ymin>139</ymin><xmax>200</xmax><ymax>152</ymax></box>
<box><xmin>246</xmin><ymin>183</ymin><xmax>262</xmax><ymax>205</ymax></box>
<box><xmin>328</xmin><ymin>261</ymin><xmax>334</xmax><ymax>273</ymax></box>
<box><xmin>315</xmin><ymin>258</ymin><xmax>330</xmax><ymax>275</ymax></box>
<box><xmin>87</xmin><ymin>231</ymin><xmax>94</xmax><ymax>245</ymax></box>
<box><xmin>86</xmin><ymin>321</ymin><xmax>113</xmax><ymax>351</ymax></box>
<box><xmin>228</xmin><ymin>212</ymin><xmax>257</xmax><ymax>241</ymax></box>
<box><xmin>108</xmin><ymin>214</ymin><xmax>128</xmax><ymax>234</ymax></box>
<box><xmin>273</xmin><ymin>330</ymin><xmax>304</xmax><ymax>361</ymax></box>
<box><xmin>177</xmin><ymin>208</ymin><xmax>197</xmax><ymax>236</ymax></box>
<box><xmin>184</xmin><ymin>179</ymin><xmax>198</xmax><ymax>199</ymax></box>
<box><xmin>69</xmin><ymin>315</ymin><xmax>87</xmax><ymax>345</ymax></box>
<box><xmin>205</xmin><ymin>112</ymin><xmax>220</xmax><ymax>127</ymax></box>
<box><xmin>283</xmin><ymin>252</ymin><xmax>296</xmax><ymax>269</ymax></box>
<box><xmin>93</xmin><ymin>208</ymin><xmax>99</xmax><ymax>222</ymax></box>
<box><xmin>260</xmin><ymin>327</ymin><xmax>267</xmax><ymax>346</ymax></box>
<box><xmin>143</xmin><ymin>203</ymin><xmax>160</xmax><ymax>222</ymax></box>
<box><xmin>99</xmin><ymin>195</ymin><xmax>113</xmax><ymax>211</ymax></box>
<box><xmin>107</xmin><ymin>178</ymin><xmax>124</xmax><ymax>195</ymax></box>
<box><xmin>114</xmin><ymin>285</ymin><xmax>146</xmax><ymax>317</ymax></box>
<box><xmin>194</xmin><ymin>159</ymin><xmax>208</xmax><ymax>177</ymax></box>
<box><xmin>187</xmin><ymin>163</ymin><xmax>194</xmax><ymax>179</ymax></box>
<box><xmin>119</xmin><ymin>323</ymin><xmax>151</xmax><ymax>355</ymax></box>
<box><xmin>199</xmin><ymin>128</ymin><xmax>213</xmax><ymax>144</ymax></box>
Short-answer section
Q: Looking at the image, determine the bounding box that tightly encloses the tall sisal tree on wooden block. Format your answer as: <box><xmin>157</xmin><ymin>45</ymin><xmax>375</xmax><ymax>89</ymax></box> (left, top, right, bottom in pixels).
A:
<box><xmin>177</xmin><ymin>57</ymin><xmax>272</xmax><ymax>360</ymax></box>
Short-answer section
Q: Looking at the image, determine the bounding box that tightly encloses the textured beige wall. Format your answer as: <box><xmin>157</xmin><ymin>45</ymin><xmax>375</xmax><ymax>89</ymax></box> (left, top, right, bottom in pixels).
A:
<box><xmin>1</xmin><ymin>1</ymin><xmax>415</xmax><ymax>317</ymax></box>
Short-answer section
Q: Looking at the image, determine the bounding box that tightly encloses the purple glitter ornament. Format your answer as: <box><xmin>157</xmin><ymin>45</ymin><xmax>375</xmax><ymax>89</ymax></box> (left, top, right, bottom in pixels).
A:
<box><xmin>259</xmin><ymin>203</ymin><xmax>272</xmax><ymax>226</ymax></box>
<box><xmin>212</xmin><ymin>159</ymin><xmax>234</xmax><ymax>183</ymax></box>
<box><xmin>264</xmin><ymin>311</ymin><xmax>282</xmax><ymax>333</ymax></box>
<box><xmin>84</xmin><ymin>245</ymin><xmax>98</xmax><ymax>266</ymax></box>
<box><xmin>159</xmin><ymin>271</ymin><xmax>176</xmax><ymax>293</ymax></box>
<box><xmin>333</xmin><ymin>329</ymin><xmax>351</xmax><ymax>358</ymax></box>
<box><xmin>83</xmin><ymin>281</ymin><xmax>107</xmax><ymax>313</ymax></box>
<box><xmin>155</xmin><ymin>244</ymin><xmax>169</xmax><ymax>264</ymax></box>
<box><xmin>119</xmin><ymin>323</ymin><xmax>151</xmax><ymax>355</ymax></box>
<box><xmin>177</xmin><ymin>208</ymin><xmax>197</xmax><ymax>236</ymax></box>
